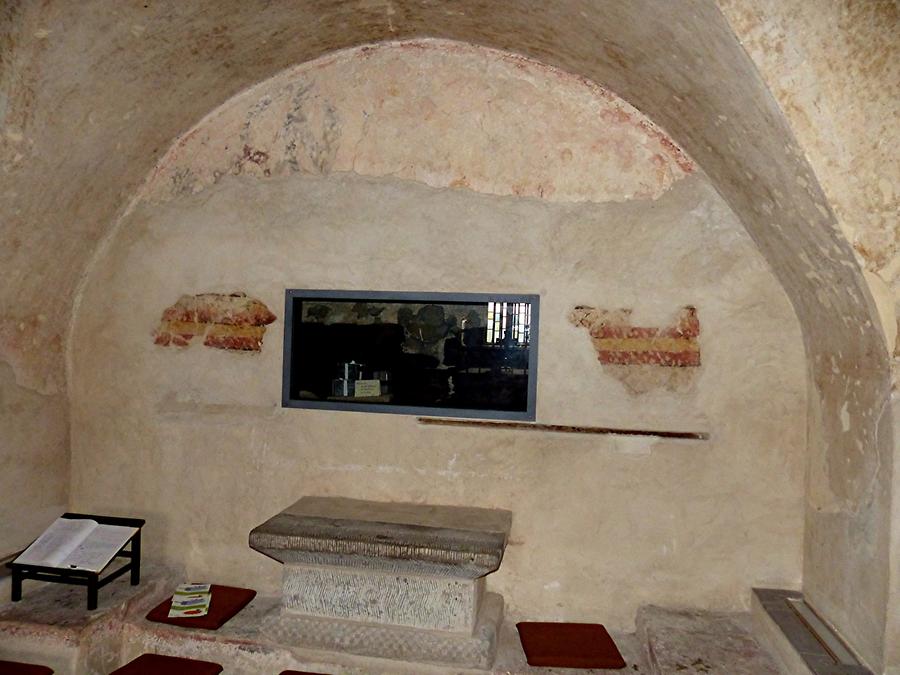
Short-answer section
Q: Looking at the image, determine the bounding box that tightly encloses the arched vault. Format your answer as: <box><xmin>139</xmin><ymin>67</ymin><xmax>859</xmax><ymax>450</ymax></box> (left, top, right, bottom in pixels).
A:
<box><xmin>1</xmin><ymin>1</ymin><xmax>893</xmax><ymax>670</ymax></box>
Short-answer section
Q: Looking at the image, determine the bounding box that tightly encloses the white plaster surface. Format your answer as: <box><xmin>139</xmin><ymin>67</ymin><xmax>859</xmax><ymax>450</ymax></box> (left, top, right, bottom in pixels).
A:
<box><xmin>69</xmin><ymin>168</ymin><xmax>807</xmax><ymax>632</ymax></box>
<box><xmin>713</xmin><ymin>10</ymin><xmax>900</xmax><ymax>660</ymax></box>
<box><xmin>0</xmin><ymin>362</ymin><xmax>67</xmax><ymax>557</ymax></box>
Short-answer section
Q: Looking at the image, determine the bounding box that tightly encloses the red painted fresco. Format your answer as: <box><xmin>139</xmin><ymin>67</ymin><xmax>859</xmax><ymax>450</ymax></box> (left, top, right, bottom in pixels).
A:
<box><xmin>154</xmin><ymin>292</ymin><xmax>276</xmax><ymax>352</ymax></box>
<box><xmin>569</xmin><ymin>306</ymin><xmax>700</xmax><ymax>367</ymax></box>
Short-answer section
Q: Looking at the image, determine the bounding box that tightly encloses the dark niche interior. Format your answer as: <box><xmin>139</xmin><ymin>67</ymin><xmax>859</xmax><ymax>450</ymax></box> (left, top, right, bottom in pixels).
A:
<box><xmin>282</xmin><ymin>291</ymin><xmax>538</xmax><ymax>419</ymax></box>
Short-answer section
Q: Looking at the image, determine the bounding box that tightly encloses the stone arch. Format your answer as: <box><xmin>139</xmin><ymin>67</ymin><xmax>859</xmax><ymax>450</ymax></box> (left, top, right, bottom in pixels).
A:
<box><xmin>71</xmin><ymin>38</ymin><xmax>812</xmax><ymax>641</ymax></box>
<box><xmin>136</xmin><ymin>40</ymin><xmax>695</xmax><ymax>207</ymax></box>
<box><xmin>2</xmin><ymin>1</ymin><xmax>890</xmax><ymax>670</ymax></box>
<box><xmin>83</xmin><ymin>26</ymin><xmax>890</xmax><ymax>670</ymax></box>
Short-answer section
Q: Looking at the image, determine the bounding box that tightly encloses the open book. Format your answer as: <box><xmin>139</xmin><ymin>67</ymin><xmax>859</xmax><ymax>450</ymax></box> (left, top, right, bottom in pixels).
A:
<box><xmin>13</xmin><ymin>517</ymin><xmax>138</xmax><ymax>573</ymax></box>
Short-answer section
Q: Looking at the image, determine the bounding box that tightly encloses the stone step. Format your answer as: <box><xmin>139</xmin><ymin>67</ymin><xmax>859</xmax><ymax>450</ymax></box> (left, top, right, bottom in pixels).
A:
<box><xmin>2</xmin><ymin>569</ymin><xmax>792</xmax><ymax>675</ymax></box>
<box><xmin>751</xmin><ymin>588</ymin><xmax>872</xmax><ymax>675</ymax></box>
<box><xmin>637</xmin><ymin>605</ymin><xmax>784</xmax><ymax>675</ymax></box>
<box><xmin>0</xmin><ymin>570</ymin><xmax>648</xmax><ymax>674</ymax></box>
<box><xmin>0</xmin><ymin>570</ymin><xmax>169</xmax><ymax>675</ymax></box>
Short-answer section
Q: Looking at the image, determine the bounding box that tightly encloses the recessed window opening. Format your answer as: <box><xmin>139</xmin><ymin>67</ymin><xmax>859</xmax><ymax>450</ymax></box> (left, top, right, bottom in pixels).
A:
<box><xmin>282</xmin><ymin>290</ymin><xmax>539</xmax><ymax>420</ymax></box>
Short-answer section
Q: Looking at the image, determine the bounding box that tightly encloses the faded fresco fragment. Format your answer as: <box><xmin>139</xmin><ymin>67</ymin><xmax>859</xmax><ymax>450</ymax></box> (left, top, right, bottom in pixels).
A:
<box><xmin>154</xmin><ymin>292</ymin><xmax>276</xmax><ymax>352</ymax></box>
<box><xmin>569</xmin><ymin>306</ymin><xmax>701</xmax><ymax>394</ymax></box>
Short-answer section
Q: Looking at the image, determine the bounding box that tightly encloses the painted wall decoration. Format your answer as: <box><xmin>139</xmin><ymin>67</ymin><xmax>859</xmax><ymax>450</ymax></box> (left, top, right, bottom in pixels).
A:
<box><xmin>141</xmin><ymin>40</ymin><xmax>694</xmax><ymax>208</ymax></box>
<box><xmin>153</xmin><ymin>292</ymin><xmax>276</xmax><ymax>351</ymax></box>
<box><xmin>569</xmin><ymin>306</ymin><xmax>700</xmax><ymax>367</ymax></box>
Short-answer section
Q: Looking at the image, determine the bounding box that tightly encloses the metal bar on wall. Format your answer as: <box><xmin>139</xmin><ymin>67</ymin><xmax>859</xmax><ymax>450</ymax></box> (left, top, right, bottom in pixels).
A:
<box><xmin>416</xmin><ymin>417</ymin><xmax>709</xmax><ymax>440</ymax></box>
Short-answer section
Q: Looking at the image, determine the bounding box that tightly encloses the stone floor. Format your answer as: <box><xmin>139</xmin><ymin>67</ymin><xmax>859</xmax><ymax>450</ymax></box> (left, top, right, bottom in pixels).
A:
<box><xmin>0</xmin><ymin>572</ymin><xmax>783</xmax><ymax>674</ymax></box>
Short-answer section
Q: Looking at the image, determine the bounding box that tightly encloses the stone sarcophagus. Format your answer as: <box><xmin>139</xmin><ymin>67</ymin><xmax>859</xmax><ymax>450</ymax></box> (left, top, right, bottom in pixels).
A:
<box><xmin>250</xmin><ymin>496</ymin><xmax>512</xmax><ymax>668</ymax></box>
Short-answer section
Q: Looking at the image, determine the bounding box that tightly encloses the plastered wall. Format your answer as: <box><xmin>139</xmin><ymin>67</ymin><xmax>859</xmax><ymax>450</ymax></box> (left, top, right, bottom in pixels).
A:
<box><xmin>70</xmin><ymin>169</ymin><xmax>807</xmax><ymax>629</ymax></box>
<box><xmin>68</xmin><ymin>43</ymin><xmax>807</xmax><ymax>628</ymax></box>
<box><xmin>0</xmin><ymin>363</ymin><xmax>67</xmax><ymax>557</ymax></box>
<box><xmin>0</xmin><ymin>3</ymin><xmax>67</xmax><ymax>556</ymax></box>
<box><xmin>719</xmin><ymin>0</ymin><xmax>899</xmax><ymax>349</ymax></box>
<box><xmin>2</xmin><ymin>1</ymin><xmax>894</xmax><ymax>668</ymax></box>
<box><xmin>714</xmin><ymin>7</ymin><xmax>900</xmax><ymax>666</ymax></box>
<box><xmin>139</xmin><ymin>41</ymin><xmax>693</xmax><ymax>206</ymax></box>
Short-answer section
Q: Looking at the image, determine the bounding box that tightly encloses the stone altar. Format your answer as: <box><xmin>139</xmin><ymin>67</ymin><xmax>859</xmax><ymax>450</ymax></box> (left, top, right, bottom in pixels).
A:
<box><xmin>249</xmin><ymin>496</ymin><xmax>512</xmax><ymax>669</ymax></box>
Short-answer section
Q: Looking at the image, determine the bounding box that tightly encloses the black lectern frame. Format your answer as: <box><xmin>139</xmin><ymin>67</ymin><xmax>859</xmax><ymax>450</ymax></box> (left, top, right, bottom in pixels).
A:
<box><xmin>7</xmin><ymin>512</ymin><xmax>145</xmax><ymax>610</ymax></box>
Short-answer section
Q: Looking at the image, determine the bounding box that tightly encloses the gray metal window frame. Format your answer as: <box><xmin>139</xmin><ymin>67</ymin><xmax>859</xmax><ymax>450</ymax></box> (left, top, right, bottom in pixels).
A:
<box><xmin>282</xmin><ymin>289</ymin><xmax>539</xmax><ymax>421</ymax></box>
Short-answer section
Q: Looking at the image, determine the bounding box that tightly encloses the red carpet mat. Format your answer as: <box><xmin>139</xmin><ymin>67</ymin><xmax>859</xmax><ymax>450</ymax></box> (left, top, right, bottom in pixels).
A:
<box><xmin>145</xmin><ymin>585</ymin><xmax>256</xmax><ymax>631</ymax></box>
<box><xmin>0</xmin><ymin>660</ymin><xmax>54</xmax><ymax>675</ymax></box>
<box><xmin>110</xmin><ymin>654</ymin><xmax>222</xmax><ymax>675</ymax></box>
<box><xmin>517</xmin><ymin>622</ymin><xmax>627</xmax><ymax>669</ymax></box>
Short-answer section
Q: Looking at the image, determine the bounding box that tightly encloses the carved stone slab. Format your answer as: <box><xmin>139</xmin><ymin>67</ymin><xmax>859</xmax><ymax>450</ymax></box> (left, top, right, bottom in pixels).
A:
<box><xmin>281</xmin><ymin>565</ymin><xmax>484</xmax><ymax>632</ymax></box>
<box><xmin>249</xmin><ymin>496</ymin><xmax>512</xmax><ymax>578</ymax></box>
<box><xmin>261</xmin><ymin>591</ymin><xmax>504</xmax><ymax>670</ymax></box>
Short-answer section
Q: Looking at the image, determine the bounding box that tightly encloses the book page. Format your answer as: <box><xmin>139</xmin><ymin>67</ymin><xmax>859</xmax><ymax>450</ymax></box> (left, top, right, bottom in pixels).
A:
<box><xmin>14</xmin><ymin>518</ymin><xmax>97</xmax><ymax>567</ymax></box>
<box><xmin>62</xmin><ymin>524</ymin><xmax>138</xmax><ymax>573</ymax></box>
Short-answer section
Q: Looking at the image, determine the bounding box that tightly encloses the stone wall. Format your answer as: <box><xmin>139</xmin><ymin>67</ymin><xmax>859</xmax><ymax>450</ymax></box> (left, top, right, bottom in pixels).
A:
<box><xmin>715</xmin><ymin>5</ymin><xmax>899</xmax><ymax>667</ymax></box>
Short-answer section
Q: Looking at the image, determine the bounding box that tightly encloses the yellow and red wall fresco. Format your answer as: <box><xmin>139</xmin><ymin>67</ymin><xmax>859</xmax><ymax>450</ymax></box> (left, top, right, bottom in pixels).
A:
<box><xmin>569</xmin><ymin>306</ymin><xmax>700</xmax><ymax>367</ymax></box>
<box><xmin>154</xmin><ymin>292</ymin><xmax>276</xmax><ymax>352</ymax></box>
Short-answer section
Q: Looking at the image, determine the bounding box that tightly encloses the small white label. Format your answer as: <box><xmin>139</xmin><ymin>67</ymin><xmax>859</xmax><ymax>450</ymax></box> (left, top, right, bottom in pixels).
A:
<box><xmin>354</xmin><ymin>380</ymin><xmax>381</xmax><ymax>397</ymax></box>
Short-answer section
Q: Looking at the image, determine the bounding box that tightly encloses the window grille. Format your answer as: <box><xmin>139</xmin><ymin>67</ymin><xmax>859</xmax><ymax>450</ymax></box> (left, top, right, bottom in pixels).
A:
<box><xmin>486</xmin><ymin>301</ymin><xmax>531</xmax><ymax>346</ymax></box>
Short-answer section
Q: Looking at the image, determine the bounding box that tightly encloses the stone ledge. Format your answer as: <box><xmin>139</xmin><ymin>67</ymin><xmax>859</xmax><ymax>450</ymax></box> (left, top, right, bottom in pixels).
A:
<box><xmin>250</xmin><ymin>497</ymin><xmax>513</xmax><ymax>578</ymax></box>
<box><xmin>751</xmin><ymin>588</ymin><xmax>872</xmax><ymax>675</ymax></box>
<box><xmin>0</xmin><ymin>570</ymin><xmax>168</xmax><ymax>675</ymax></box>
<box><xmin>0</xmin><ymin>570</ymin><xmax>650</xmax><ymax>673</ymax></box>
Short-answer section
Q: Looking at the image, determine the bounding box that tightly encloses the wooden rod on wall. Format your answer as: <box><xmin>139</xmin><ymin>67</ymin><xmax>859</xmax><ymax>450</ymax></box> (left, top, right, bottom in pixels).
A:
<box><xmin>416</xmin><ymin>417</ymin><xmax>709</xmax><ymax>440</ymax></box>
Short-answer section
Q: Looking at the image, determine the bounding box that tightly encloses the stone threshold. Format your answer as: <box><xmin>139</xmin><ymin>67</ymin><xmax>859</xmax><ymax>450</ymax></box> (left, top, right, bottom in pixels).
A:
<box><xmin>751</xmin><ymin>588</ymin><xmax>872</xmax><ymax>675</ymax></box>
